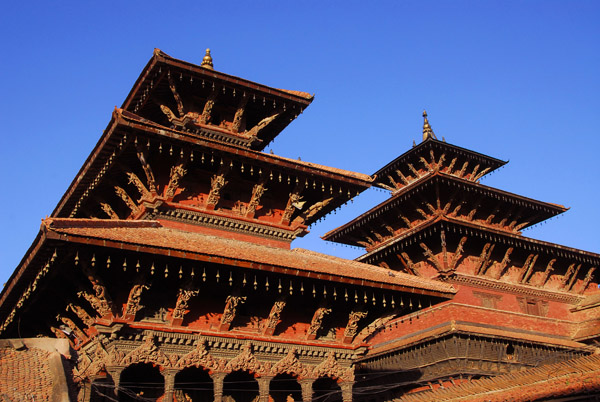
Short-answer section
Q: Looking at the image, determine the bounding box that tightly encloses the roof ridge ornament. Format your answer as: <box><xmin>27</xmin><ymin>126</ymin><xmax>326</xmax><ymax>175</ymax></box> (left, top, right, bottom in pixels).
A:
<box><xmin>422</xmin><ymin>110</ymin><xmax>437</xmax><ymax>141</ymax></box>
<box><xmin>201</xmin><ymin>48</ymin><xmax>214</xmax><ymax>70</ymax></box>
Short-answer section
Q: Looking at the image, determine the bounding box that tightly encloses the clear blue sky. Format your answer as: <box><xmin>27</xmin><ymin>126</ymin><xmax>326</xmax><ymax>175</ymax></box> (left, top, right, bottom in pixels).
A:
<box><xmin>1</xmin><ymin>1</ymin><xmax>599</xmax><ymax>285</ymax></box>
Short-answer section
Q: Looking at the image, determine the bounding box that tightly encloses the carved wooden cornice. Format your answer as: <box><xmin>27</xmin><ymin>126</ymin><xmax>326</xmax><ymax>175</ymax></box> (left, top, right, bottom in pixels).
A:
<box><xmin>157</xmin><ymin>207</ymin><xmax>304</xmax><ymax>241</ymax></box>
<box><xmin>451</xmin><ymin>274</ymin><xmax>583</xmax><ymax>304</ymax></box>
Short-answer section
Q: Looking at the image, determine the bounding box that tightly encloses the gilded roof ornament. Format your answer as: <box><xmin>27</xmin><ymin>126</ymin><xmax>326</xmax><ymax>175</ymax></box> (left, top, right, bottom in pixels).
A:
<box><xmin>201</xmin><ymin>48</ymin><xmax>214</xmax><ymax>70</ymax></box>
<box><xmin>422</xmin><ymin>110</ymin><xmax>437</xmax><ymax>141</ymax></box>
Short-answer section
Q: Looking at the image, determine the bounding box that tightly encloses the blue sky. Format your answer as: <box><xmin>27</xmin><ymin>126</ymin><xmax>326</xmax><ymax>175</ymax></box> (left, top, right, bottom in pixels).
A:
<box><xmin>1</xmin><ymin>1</ymin><xmax>599</xmax><ymax>285</ymax></box>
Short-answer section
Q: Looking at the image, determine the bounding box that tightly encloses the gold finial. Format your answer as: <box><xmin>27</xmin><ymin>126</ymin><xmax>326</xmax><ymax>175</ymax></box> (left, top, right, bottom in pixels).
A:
<box><xmin>201</xmin><ymin>48</ymin><xmax>214</xmax><ymax>70</ymax></box>
<box><xmin>422</xmin><ymin>110</ymin><xmax>437</xmax><ymax>141</ymax></box>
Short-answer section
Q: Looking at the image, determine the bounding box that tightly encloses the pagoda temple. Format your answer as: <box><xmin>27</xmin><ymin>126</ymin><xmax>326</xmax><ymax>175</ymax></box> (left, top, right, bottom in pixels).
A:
<box><xmin>323</xmin><ymin>112</ymin><xmax>600</xmax><ymax>400</ymax></box>
<box><xmin>0</xmin><ymin>50</ymin><xmax>599</xmax><ymax>402</ymax></box>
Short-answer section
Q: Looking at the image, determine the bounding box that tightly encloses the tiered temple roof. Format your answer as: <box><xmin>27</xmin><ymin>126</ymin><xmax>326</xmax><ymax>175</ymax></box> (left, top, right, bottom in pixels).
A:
<box><xmin>0</xmin><ymin>51</ymin><xmax>599</xmax><ymax>402</ymax></box>
<box><xmin>51</xmin><ymin>50</ymin><xmax>373</xmax><ymax>248</ymax></box>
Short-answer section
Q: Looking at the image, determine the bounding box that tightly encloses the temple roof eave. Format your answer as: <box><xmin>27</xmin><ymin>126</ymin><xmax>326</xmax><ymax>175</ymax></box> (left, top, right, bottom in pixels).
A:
<box><xmin>323</xmin><ymin>171</ymin><xmax>568</xmax><ymax>243</ymax></box>
<box><xmin>118</xmin><ymin>109</ymin><xmax>373</xmax><ymax>183</ymax></box>
<box><xmin>373</xmin><ymin>137</ymin><xmax>507</xmax><ymax>180</ymax></box>
<box><xmin>361</xmin><ymin>320</ymin><xmax>595</xmax><ymax>360</ymax></box>
<box><xmin>51</xmin><ymin>108</ymin><xmax>373</xmax><ymax>219</ymax></box>
<box><xmin>38</xmin><ymin>218</ymin><xmax>455</xmax><ymax>297</ymax></box>
<box><xmin>355</xmin><ymin>217</ymin><xmax>600</xmax><ymax>267</ymax></box>
<box><xmin>394</xmin><ymin>353</ymin><xmax>600</xmax><ymax>402</ymax></box>
<box><xmin>0</xmin><ymin>218</ymin><xmax>456</xmax><ymax>333</ymax></box>
<box><xmin>121</xmin><ymin>49</ymin><xmax>314</xmax><ymax>113</ymax></box>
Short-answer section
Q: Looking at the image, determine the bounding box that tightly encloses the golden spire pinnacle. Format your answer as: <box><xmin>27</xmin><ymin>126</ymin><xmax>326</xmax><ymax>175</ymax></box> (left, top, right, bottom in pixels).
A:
<box><xmin>422</xmin><ymin>110</ymin><xmax>437</xmax><ymax>141</ymax></box>
<box><xmin>201</xmin><ymin>48</ymin><xmax>214</xmax><ymax>70</ymax></box>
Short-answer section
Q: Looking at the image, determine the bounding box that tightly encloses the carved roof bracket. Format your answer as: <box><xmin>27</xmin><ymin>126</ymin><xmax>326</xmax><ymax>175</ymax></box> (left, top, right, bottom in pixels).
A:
<box><xmin>306</xmin><ymin>305</ymin><xmax>332</xmax><ymax>341</ymax></box>
<box><xmin>122</xmin><ymin>277</ymin><xmax>150</xmax><ymax>321</ymax></box>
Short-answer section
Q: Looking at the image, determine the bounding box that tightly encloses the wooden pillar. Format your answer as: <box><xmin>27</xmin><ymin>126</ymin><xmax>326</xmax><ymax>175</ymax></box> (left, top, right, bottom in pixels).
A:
<box><xmin>211</xmin><ymin>373</ymin><xmax>226</xmax><ymax>402</ymax></box>
<box><xmin>106</xmin><ymin>366</ymin><xmax>124</xmax><ymax>396</ymax></box>
<box><xmin>341</xmin><ymin>381</ymin><xmax>353</xmax><ymax>402</ymax></box>
<box><xmin>80</xmin><ymin>379</ymin><xmax>93</xmax><ymax>402</ymax></box>
<box><xmin>258</xmin><ymin>376</ymin><xmax>272</xmax><ymax>402</ymax></box>
<box><xmin>300</xmin><ymin>379</ymin><xmax>313</xmax><ymax>402</ymax></box>
<box><xmin>162</xmin><ymin>369</ymin><xmax>178</xmax><ymax>402</ymax></box>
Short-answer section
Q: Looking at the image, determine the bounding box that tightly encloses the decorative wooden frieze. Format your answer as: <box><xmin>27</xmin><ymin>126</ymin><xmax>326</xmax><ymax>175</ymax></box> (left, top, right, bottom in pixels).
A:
<box><xmin>306</xmin><ymin>306</ymin><xmax>332</xmax><ymax>340</ymax></box>
<box><xmin>225</xmin><ymin>342</ymin><xmax>267</xmax><ymax>376</ymax></box>
<box><xmin>171</xmin><ymin>285</ymin><xmax>200</xmax><ymax>325</ymax></box>
<box><xmin>343</xmin><ymin>310</ymin><xmax>368</xmax><ymax>343</ymax></box>
<box><xmin>219</xmin><ymin>295</ymin><xmax>246</xmax><ymax>331</ymax></box>
<box><xmin>263</xmin><ymin>299</ymin><xmax>286</xmax><ymax>336</ymax></box>
<box><xmin>271</xmin><ymin>348</ymin><xmax>310</xmax><ymax>378</ymax></box>
<box><xmin>122</xmin><ymin>280</ymin><xmax>150</xmax><ymax>320</ymax></box>
<box><xmin>75</xmin><ymin>338</ymin><xmax>112</xmax><ymax>379</ymax></box>
<box><xmin>175</xmin><ymin>338</ymin><xmax>221</xmax><ymax>371</ymax></box>
<box><xmin>120</xmin><ymin>334</ymin><xmax>176</xmax><ymax>368</ymax></box>
<box><xmin>159</xmin><ymin>207</ymin><xmax>299</xmax><ymax>241</ymax></box>
<box><xmin>313</xmin><ymin>351</ymin><xmax>354</xmax><ymax>382</ymax></box>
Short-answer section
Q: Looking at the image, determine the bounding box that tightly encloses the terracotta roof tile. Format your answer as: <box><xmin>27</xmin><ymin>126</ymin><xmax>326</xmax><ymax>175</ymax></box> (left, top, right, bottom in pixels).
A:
<box><xmin>0</xmin><ymin>339</ymin><xmax>72</xmax><ymax>402</ymax></box>
<box><xmin>43</xmin><ymin>218</ymin><xmax>455</xmax><ymax>295</ymax></box>
<box><xmin>396</xmin><ymin>353</ymin><xmax>600</xmax><ymax>402</ymax></box>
